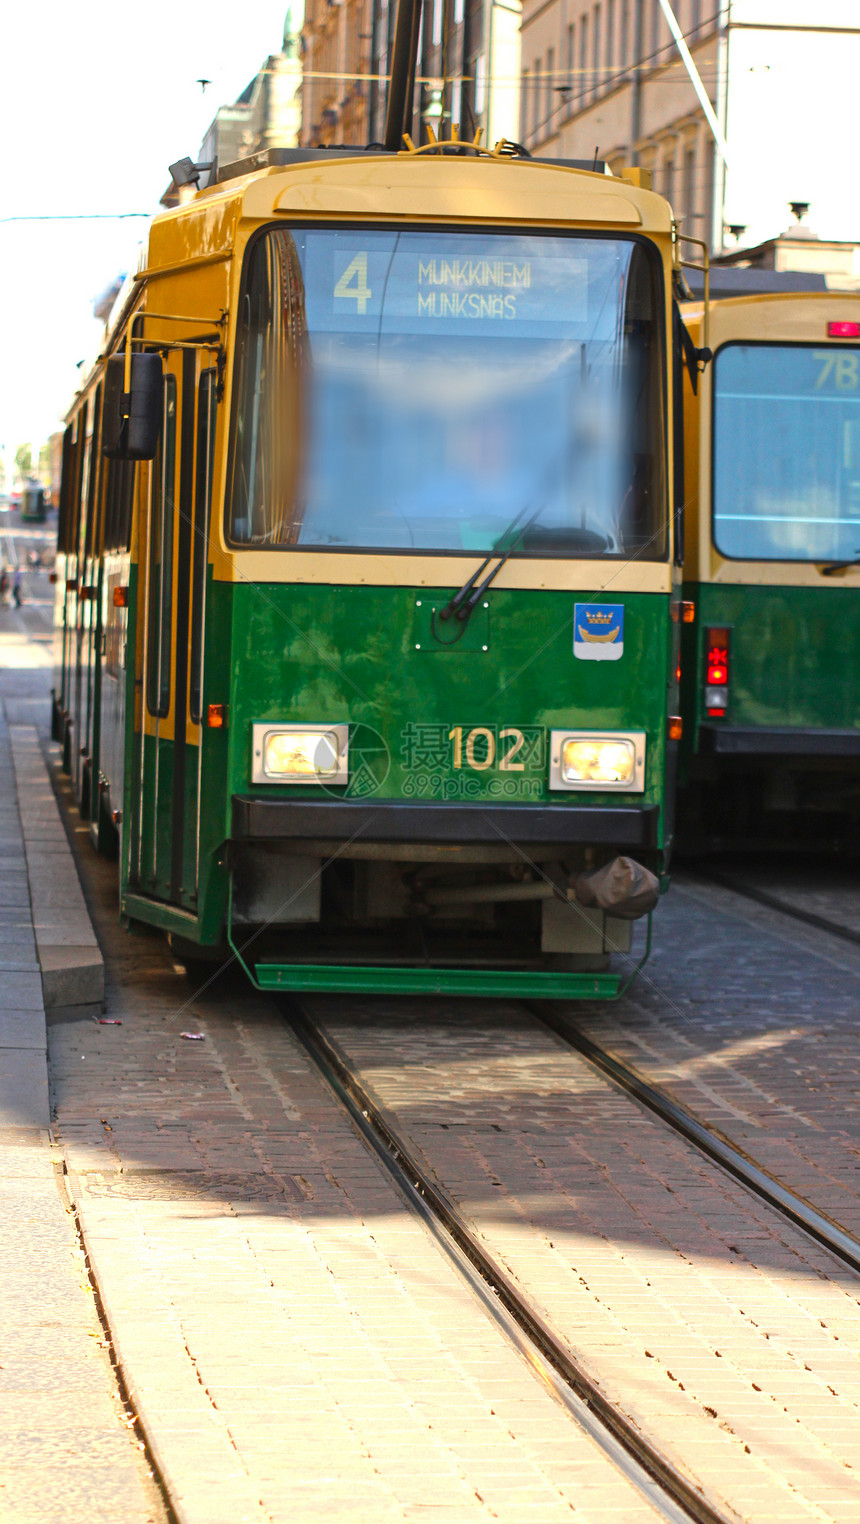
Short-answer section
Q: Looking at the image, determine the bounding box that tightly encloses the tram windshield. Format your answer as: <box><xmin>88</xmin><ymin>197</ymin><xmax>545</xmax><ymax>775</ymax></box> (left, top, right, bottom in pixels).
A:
<box><xmin>228</xmin><ymin>226</ymin><xmax>666</xmax><ymax>558</ymax></box>
<box><xmin>713</xmin><ymin>342</ymin><xmax>860</xmax><ymax>561</ymax></box>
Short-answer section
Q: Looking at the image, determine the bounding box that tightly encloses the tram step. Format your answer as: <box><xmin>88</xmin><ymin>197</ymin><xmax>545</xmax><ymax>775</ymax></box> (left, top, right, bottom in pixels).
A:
<box><xmin>252</xmin><ymin>963</ymin><xmax>623</xmax><ymax>999</ymax></box>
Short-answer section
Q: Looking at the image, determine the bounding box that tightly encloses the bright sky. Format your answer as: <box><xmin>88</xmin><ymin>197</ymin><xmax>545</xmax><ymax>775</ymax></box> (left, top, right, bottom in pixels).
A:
<box><xmin>0</xmin><ymin>1</ymin><xmax>297</xmax><ymax>459</ymax></box>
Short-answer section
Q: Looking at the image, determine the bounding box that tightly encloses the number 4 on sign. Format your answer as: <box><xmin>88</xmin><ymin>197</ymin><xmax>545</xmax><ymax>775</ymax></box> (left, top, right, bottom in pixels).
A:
<box><xmin>334</xmin><ymin>253</ymin><xmax>372</xmax><ymax>314</ymax></box>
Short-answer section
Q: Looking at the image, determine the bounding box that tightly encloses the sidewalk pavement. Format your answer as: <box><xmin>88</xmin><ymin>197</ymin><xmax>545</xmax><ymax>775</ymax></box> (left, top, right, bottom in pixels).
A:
<box><xmin>0</xmin><ymin>620</ymin><xmax>161</xmax><ymax>1523</ymax></box>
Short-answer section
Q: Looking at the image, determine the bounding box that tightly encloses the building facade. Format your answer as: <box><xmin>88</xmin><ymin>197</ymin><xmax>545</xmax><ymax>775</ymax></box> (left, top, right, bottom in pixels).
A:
<box><xmin>198</xmin><ymin>17</ymin><xmax>303</xmax><ymax>177</ymax></box>
<box><xmin>300</xmin><ymin>0</ymin><xmax>521</xmax><ymax>149</ymax></box>
<box><xmin>520</xmin><ymin>0</ymin><xmax>860</xmax><ymax>255</ymax></box>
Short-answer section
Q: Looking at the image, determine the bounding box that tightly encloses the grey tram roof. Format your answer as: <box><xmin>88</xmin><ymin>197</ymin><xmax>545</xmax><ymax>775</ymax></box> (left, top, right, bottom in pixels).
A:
<box><xmin>684</xmin><ymin>266</ymin><xmax>829</xmax><ymax>299</ymax></box>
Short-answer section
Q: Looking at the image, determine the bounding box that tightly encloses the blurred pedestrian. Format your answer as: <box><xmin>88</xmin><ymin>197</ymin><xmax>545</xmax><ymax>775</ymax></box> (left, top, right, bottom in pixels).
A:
<box><xmin>0</xmin><ymin>567</ymin><xmax>8</xmax><ymax>606</ymax></box>
<box><xmin>12</xmin><ymin>567</ymin><xmax>23</xmax><ymax>607</ymax></box>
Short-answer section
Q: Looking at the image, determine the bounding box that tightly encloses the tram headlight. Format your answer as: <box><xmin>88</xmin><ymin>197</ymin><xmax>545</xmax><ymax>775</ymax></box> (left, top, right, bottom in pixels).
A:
<box><xmin>251</xmin><ymin>722</ymin><xmax>349</xmax><ymax>785</ymax></box>
<box><xmin>549</xmin><ymin>730</ymin><xmax>645</xmax><ymax>792</ymax></box>
<box><xmin>564</xmin><ymin>739</ymin><xmax>634</xmax><ymax>783</ymax></box>
<box><xmin>266</xmin><ymin>732</ymin><xmax>335</xmax><ymax>777</ymax></box>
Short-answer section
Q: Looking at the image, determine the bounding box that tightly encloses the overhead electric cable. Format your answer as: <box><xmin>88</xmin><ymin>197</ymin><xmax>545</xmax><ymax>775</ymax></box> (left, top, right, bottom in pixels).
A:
<box><xmin>1</xmin><ymin>213</ymin><xmax>150</xmax><ymax>223</ymax></box>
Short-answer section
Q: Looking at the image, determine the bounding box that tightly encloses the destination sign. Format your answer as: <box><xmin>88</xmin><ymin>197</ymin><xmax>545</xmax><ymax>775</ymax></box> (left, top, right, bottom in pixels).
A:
<box><xmin>313</xmin><ymin>242</ymin><xmax>591</xmax><ymax>331</ymax></box>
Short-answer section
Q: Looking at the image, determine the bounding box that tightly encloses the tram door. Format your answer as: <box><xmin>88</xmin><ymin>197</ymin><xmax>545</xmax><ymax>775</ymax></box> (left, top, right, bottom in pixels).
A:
<box><xmin>134</xmin><ymin>356</ymin><xmax>181</xmax><ymax>900</ymax></box>
<box><xmin>70</xmin><ymin>419</ymin><xmax>89</xmax><ymax>791</ymax></box>
<box><xmin>77</xmin><ymin>384</ymin><xmax>103</xmax><ymax>816</ymax></box>
<box><xmin>57</xmin><ymin>410</ymin><xmax>87</xmax><ymax>758</ymax></box>
<box><xmin>133</xmin><ymin>351</ymin><xmax>215</xmax><ymax>904</ymax></box>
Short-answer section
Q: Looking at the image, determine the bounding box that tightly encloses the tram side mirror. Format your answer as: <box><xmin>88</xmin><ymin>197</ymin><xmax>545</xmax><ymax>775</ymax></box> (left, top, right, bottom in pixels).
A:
<box><xmin>102</xmin><ymin>353</ymin><xmax>164</xmax><ymax>461</ymax></box>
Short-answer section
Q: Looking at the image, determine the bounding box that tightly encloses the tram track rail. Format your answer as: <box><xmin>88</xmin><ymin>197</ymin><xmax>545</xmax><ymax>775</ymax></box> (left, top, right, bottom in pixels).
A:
<box><xmin>697</xmin><ymin>868</ymin><xmax>860</xmax><ymax>951</ymax></box>
<box><xmin>533</xmin><ymin>1005</ymin><xmax>860</xmax><ymax>1279</ymax></box>
<box><xmin>286</xmin><ymin>999</ymin><xmax>731</xmax><ymax>1524</ymax></box>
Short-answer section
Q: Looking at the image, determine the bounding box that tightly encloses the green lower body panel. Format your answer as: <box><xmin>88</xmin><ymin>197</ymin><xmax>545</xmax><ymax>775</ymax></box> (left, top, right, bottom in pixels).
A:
<box><xmin>251</xmin><ymin>963</ymin><xmax>623</xmax><ymax>998</ymax></box>
<box><xmin>121</xmin><ymin>891</ymin><xmax>200</xmax><ymax>936</ymax></box>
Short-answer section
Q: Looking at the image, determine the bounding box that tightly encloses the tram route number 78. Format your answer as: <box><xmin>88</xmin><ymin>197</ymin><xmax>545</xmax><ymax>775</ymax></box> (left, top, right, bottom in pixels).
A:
<box><xmin>815</xmin><ymin>350</ymin><xmax>859</xmax><ymax>391</ymax></box>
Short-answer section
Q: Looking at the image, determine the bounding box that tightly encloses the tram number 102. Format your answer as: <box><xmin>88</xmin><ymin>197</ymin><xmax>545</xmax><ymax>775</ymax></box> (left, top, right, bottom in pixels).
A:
<box><xmin>449</xmin><ymin>726</ymin><xmax>527</xmax><ymax>772</ymax></box>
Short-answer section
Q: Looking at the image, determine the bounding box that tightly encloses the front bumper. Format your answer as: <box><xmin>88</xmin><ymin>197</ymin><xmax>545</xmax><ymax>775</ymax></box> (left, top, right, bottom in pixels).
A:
<box><xmin>231</xmin><ymin>798</ymin><xmax>660</xmax><ymax>849</ymax></box>
<box><xmin>698</xmin><ymin>725</ymin><xmax>860</xmax><ymax>758</ymax></box>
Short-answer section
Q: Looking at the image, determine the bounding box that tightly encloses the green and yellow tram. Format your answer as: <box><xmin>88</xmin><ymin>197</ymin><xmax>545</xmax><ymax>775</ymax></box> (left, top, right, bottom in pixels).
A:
<box><xmin>54</xmin><ymin>141</ymin><xmax>690</xmax><ymax>998</ymax></box>
<box><xmin>680</xmin><ymin>291</ymin><xmax>860</xmax><ymax>848</ymax></box>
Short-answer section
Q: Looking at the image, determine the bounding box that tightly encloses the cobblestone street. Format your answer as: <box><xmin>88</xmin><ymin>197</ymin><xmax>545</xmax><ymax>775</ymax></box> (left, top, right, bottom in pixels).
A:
<box><xmin>52</xmin><ymin>898</ymin><xmax>663</xmax><ymax>1524</ymax></box>
<box><xmin>5</xmin><ymin>583</ymin><xmax>860</xmax><ymax>1521</ymax></box>
<box><xmin>311</xmin><ymin>997</ymin><xmax>860</xmax><ymax>1521</ymax></box>
<box><xmin>572</xmin><ymin>875</ymin><xmax>860</xmax><ymax>1236</ymax></box>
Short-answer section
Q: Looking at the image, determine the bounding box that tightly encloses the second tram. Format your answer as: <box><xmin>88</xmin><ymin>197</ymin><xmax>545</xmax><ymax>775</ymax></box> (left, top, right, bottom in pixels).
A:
<box><xmin>680</xmin><ymin>290</ymin><xmax>860</xmax><ymax>848</ymax></box>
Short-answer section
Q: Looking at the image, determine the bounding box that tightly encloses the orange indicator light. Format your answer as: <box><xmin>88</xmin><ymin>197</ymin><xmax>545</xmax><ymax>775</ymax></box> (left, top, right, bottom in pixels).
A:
<box><xmin>113</xmin><ymin>586</ymin><xmax>128</xmax><ymax>608</ymax></box>
<box><xmin>672</xmin><ymin>600</ymin><xmax>696</xmax><ymax>623</ymax></box>
<box><xmin>206</xmin><ymin>704</ymin><xmax>227</xmax><ymax>729</ymax></box>
<box><xmin>668</xmin><ymin>715</ymin><xmax>683</xmax><ymax>741</ymax></box>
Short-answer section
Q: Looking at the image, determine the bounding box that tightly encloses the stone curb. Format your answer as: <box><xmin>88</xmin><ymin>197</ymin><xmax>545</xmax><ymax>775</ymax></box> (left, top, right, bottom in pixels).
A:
<box><xmin>8</xmin><ymin>724</ymin><xmax>104</xmax><ymax>1018</ymax></box>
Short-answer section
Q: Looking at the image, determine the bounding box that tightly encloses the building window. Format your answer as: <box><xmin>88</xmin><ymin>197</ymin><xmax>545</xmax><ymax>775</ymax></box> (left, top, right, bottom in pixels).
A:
<box><xmin>451</xmin><ymin>76</ymin><xmax>462</xmax><ymax>131</ymax></box>
<box><xmin>547</xmin><ymin>46</ymin><xmax>555</xmax><ymax>129</ymax></box>
<box><xmin>663</xmin><ymin>155</ymin><xmax>675</xmax><ymax>205</ymax></box>
<box><xmin>606</xmin><ymin>0</ymin><xmax>615</xmax><ymax>76</ymax></box>
<box><xmin>649</xmin><ymin>0</ymin><xmax>659</xmax><ymax>61</ymax></box>
<box><xmin>566</xmin><ymin>21</ymin><xmax>575</xmax><ymax>103</ymax></box>
<box><xmin>532</xmin><ymin>55</ymin><xmax>541</xmax><ymax>137</ymax></box>
<box><xmin>682</xmin><ymin>141</ymin><xmax>696</xmax><ymax>226</ymax></box>
<box><xmin>475</xmin><ymin>51</ymin><xmax>486</xmax><ymax>115</ymax></box>
<box><xmin>620</xmin><ymin>0</ymin><xmax>629</xmax><ymax>75</ymax></box>
<box><xmin>579</xmin><ymin>12</ymin><xmax>589</xmax><ymax>104</ymax></box>
<box><xmin>593</xmin><ymin>6</ymin><xmax>601</xmax><ymax>95</ymax></box>
<box><xmin>521</xmin><ymin>67</ymin><xmax>530</xmax><ymax>141</ymax></box>
<box><xmin>703</xmin><ymin>131</ymin><xmax>715</xmax><ymax>249</ymax></box>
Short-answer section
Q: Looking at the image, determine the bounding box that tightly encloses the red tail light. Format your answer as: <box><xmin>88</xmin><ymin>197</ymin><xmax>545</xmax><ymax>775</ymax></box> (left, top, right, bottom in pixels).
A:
<box><xmin>827</xmin><ymin>321</ymin><xmax>860</xmax><ymax>339</ymax></box>
<box><xmin>705</xmin><ymin>626</ymin><xmax>730</xmax><ymax>716</ymax></box>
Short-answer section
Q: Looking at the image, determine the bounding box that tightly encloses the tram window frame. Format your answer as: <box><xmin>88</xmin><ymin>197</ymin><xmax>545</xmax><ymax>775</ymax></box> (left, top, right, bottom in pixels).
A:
<box><xmin>76</xmin><ymin>407</ymin><xmax>96</xmax><ymax>568</ymax></box>
<box><xmin>117</xmin><ymin>458</ymin><xmax>136</xmax><ymax>551</ymax></box>
<box><xmin>103</xmin><ymin>459</ymin><xmax>116</xmax><ymax>553</ymax></box>
<box><xmin>225</xmin><ymin>220</ymin><xmax>669</xmax><ymax>561</ymax></box>
<box><xmin>69</xmin><ymin>402</ymin><xmax>89</xmax><ymax>563</ymax></box>
<box><xmin>711</xmin><ymin>338</ymin><xmax>860</xmax><ymax>564</ymax></box>
<box><xmin>83</xmin><ymin>384</ymin><xmax>103</xmax><ymax>562</ymax></box>
<box><xmin>104</xmin><ymin>317</ymin><xmax>143</xmax><ymax>553</ymax></box>
<box><xmin>672</xmin><ymin>303</ymin><xmax>685</xmax><ymax>566</ymax></box>
<box><xmin>146</xmin><ymin>373</ymin><xmax>177</xmax><ymax>719</ymax></box>
<box><xmin>57</xmin><ymin>425</ymin><xmax>74</xmax><ymax>554</ymax></box>
<box><xmin>104</xmin><ymin>458</ymin><xmax>136</xmax><ymax>553</ymax></box>
<box><xmin>190</xmin><ymin>368</ymin><xmax>217</xmax><ymax>725</ymax></box>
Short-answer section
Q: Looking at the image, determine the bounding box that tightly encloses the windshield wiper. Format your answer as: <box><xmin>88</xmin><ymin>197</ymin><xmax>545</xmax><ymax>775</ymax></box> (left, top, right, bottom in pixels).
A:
<box><xmin>438</xmin><ymin>502</ymin><xmax>544</xmax><ymax>627</ymax></box>
<box><xmin>821</xmin><ymin>557</ymin><xmax>860</xmax><ymax>576</ymax></box>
